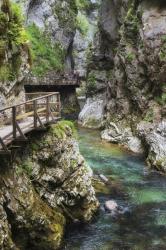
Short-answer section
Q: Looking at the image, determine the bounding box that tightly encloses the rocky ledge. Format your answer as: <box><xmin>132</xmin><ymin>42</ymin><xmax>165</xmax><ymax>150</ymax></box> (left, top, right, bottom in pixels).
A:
<box><xmin>101</xmin><ymin>120</ymin><xmax>166</xmax><ymax>173</ymax></box>
<box><xmin>0</xmin><ymin>121</ymin><xmax>99</xmax><ymax>250</ymax></box>
<box><xmin>138</xmin><ymin>121</ymin><xmax>166</xmax><ymax>172</ymax></box>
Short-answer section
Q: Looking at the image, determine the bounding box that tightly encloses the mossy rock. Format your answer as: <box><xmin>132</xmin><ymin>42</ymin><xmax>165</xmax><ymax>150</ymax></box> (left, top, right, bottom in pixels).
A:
<box><xmin>92</xmin><ymin>178</ymin><xmax>111</xmax><ymax>195</ymax></box>
<box><xmin>50</xmin><ymin>120</ymin><xmax>77</xmax><ymax>139</ymax></box>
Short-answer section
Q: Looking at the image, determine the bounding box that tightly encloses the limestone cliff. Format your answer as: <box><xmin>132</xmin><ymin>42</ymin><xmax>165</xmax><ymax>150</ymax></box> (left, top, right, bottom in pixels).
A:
<box><xmin>80</xmin><ymin>0</ymin><xmax>166</xmax><ymax>172</ymax></box>
<box><xmin>0</xmin><ymin>121</ymin><xmax>99</xmax><ymax>249</ymax></box>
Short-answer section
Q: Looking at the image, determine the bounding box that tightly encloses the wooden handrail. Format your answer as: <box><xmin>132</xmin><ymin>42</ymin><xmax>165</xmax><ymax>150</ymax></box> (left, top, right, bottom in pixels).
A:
<box><xmin>0</xmin><ymin>92</ymin><xmax>60</xmax><ymax>113</ymax></box>
<box><xmin>0</xmin><ymin>92</ymin><xmax>61</xmax><ymax>153</ymax></box>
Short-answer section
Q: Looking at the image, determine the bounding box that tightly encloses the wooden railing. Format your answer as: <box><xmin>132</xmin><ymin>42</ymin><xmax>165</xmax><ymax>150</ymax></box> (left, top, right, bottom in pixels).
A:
<box><xmin>0</xmin><ymin>92</ymin><xmax>61</xmax><ymax>154</ymax></box>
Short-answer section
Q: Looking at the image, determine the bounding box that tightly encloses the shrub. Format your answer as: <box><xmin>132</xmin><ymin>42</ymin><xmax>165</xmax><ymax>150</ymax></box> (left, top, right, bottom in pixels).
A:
<box><xmin>50</xmin><ymin>120</ymin><xmax>77</xmax><ymax>139</ymax></box>
<box><xmin>75</xmin><ymin>0</ymin><xmax>91</xmax><ymax>10</ymax></box>
<box><xmin>0</xmin><ymin>65</ymin><xmax>10</xmax><ymax>81</ymax></box>
<box><xmin>26</xmin><ymin>24</ymin><xmax>65</xmax><ymax>76</ymax></box>
<box><xmin>126</xmin><ymin>52</ymin><xmax>135</xmax><ymax>62</ymax></box>
<box><xmin>8</xmin><ymin>3</ymin><xmax>28</xmax><ymax>45</ymax></box>
<box><xmin>0</xmin><ymin>1</ymin><xmax>29</xmax><ymax>82</ymax></box>
<box><xmin>155</xmin><ymin>93</ymin><xmax>166</xmax><ymax>106</ymax></box>
<box><xmin>86</xmin><ymin>72</ymin><xmax>97</xmax><ymax>96</ymax></box>
<box><xmin>76</xmin><ymin>12</ymin><xmax>89</xmax><ymax>36</ymax></box>
<box><xmin>54</xmin><ymin>1</ymin><xmax>77</xmax><ymax>30</ymax></box>
<box><xmin>75</xmin><ymin>0</ymin><xmax>98</xmax><ymax>11</ymax></box>
<box><xmin>144</xmin><ymin>109</ymin><xmax>154</xmax><ymax>122</ymax></box>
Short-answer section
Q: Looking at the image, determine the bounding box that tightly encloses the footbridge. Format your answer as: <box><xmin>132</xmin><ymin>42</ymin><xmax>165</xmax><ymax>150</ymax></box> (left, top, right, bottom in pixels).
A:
<box><xmin>0</xmin><ymin>92</ymin><xmax>61</xmax><ymax>155</ymax></box>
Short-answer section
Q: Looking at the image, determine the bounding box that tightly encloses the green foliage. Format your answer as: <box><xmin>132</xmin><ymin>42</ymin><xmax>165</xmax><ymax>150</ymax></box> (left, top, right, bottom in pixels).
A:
<box><xmin>75</xmin><ymin>0</ymin><xmax>91</xmax><ymax>10</ymax></box>
<box><xmin>63</xmin><ymin>106</ymin><xmax>79</xmax><ymax>115</ymax></box>
<box><xmin>155</xmin><ymin>93</ymin><xmax>166</xmax><ymax>106</ymax></box>
<box><xmin>159</xmin><ymin>36</ymin><xmax>166</xmax><ymax>61</ymax></box>
<box><xmin>0</xmin><ymin>40</ymin><xmax>6</xmax><ymax>62</ymax></box>
<box><xmin>8</xmin><ymin>3</ymin><xmax>28</xmax><ymax>45</ymax></box>
<box><xmin>0</xmin><ymin>65</ymin><xmax>10</xmax><ymax>81</ymax></box>
<box><xmin>75</xmin><ymin>0</ymin><xmax>99</xmax><ymax>12</ymax></box>
<box><xmin>124</xmin><ymin>3</ymin><xmax>140</xmax><ymax>42</ymax></box>
<box><xmin>26</xmin><ymin>24</ymin><xmax>65</xmax><ymax>76</ymax></box>
<box><xmin>50</xmin><ymin>120</ymin><xmax>77</xmax><ymax>139</ymax></box>
<box><xmin>126</xmin><ymin>52</ymin><xmax>135</xmax><ymax>62</ymax></box>
<box><xmin>76</xmin><ymin>12</ymin><xmax>89</xmax><ymax>36</ymax></box>
<box><xmin>0</xmin><ymin>1</ymin><xmax>29</xmax><ymax>81</ymax></box>
<box><xmin>31</xmin><ymin>143</ymin><xmax>40</xmax><ymax>151</ymax></box>
<box><xmin>86</xmin><ymin>72</ymin><xmax>97</xmax><ymax>96</ymax></box>
<box><xmin>0</xmin><ymin>11</ymin><xmax>8</xmax><ymax>34</ymax></box>
<box><xmin>161</xmin><ymin>35</ymin><xmax>166</xmax><ymax>42</ymax></box>
<box><xmin>107</xmin><ymin>69</ymin><xmax>113</xmax><ymax>80</ymax></box>
<box><xmin>17</xmin><ymin>160</ymin><xmax>33</xmax><ymax>176</ymax></box>
<box><xmin>144</xmin><ymin>109</ymin><xmax>154</xmax><ymax>122</ymax></box>
<box><xmin>159</xmin><ymin>48</ymin><xmax>166</xmax><ymax>61</ymax></box>
<box><xmin>54</xmin><ymin>1</ymin><xmax>77</xmax><ymax>30</ymax></box>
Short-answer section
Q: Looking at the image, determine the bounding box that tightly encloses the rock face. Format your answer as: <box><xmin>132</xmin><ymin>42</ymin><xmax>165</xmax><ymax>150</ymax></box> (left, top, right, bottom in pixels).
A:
<box><xmin>27</xmin><ymin>122</ymin><xmax>99</xmax><ymax>222</ymax></box>
<box><xmin>73</xmin><ymin>0</ymin><xmax>100</xmax><ymax>78</ymax></box>
<box><xmin>79</xmin><ymin>93</ymin><xmax>105</xmax><ymax>128</ymax></box>
<box><xmin>138</xmin><ymin>121</ymin><xmax>166</xmax><ymax>172</ymax></box>
<box><xmin>0</xmin><ymin>0</ymin><xmax>30</xmax><ymax>109</ymax></box>
<box><xmin>0</xmin><ymin>169</ymin><xmax>65</xmax><ymax>250</ymax></box>
<box><xmin>79</xmin><ymin>0</ymin><xmax>112</xmax><ymax>128</ymax></box>
<box><xmin>105</xmin><ymin>0</ymin><xmax>166</xmax><ymax>122</ymax></box>
<box><xmin>0</xmin><ymin>121</ymin><xmax>99</xmax><ymax>249</ymax></box>
<box><xmin>86</xmin><ymin>0</ymin><xmax>166</xmax><ymax>171</ymax></box>
<box><xmin>18</xmin><ymin>0</ymin><xmax>77</xmax><ymax>53</ymax></box>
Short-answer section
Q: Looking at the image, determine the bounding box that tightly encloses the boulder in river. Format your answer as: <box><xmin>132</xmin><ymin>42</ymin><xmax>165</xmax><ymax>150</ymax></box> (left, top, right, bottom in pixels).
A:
<box><xmin>99</xmin><ymin>174</ymin><xmax>109</xmax><ymax>183</ymax></box>
<box><xmin>104</xmin><ymin>200</ymin><xmax>118</xmax><ymax>214</ymax></box>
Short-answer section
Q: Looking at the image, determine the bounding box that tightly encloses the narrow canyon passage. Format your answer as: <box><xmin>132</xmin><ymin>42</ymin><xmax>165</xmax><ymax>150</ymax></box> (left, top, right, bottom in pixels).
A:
<box><xmin>63</xmin><ymin>128</ymin><xmax>166</xmax><ymax>250</ymax></box>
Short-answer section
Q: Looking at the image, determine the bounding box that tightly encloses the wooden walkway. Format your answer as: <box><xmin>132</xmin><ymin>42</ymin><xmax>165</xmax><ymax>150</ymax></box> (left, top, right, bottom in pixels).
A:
<box><xmin>0</xmin><ymin>92</ymin><xmax>61</xmax><ymax>154</ymax></box>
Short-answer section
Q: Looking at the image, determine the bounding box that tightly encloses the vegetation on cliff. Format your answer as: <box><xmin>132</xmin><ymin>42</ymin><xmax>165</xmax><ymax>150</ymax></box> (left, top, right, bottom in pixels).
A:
<box><xmin>0</xmin><ymin>0</ymin><xmax>30</xmax><ymax>81</ymax></box>
<box><xmin>26</xmin><ymin>24</ymin><xmax>65</xmax><ymax>76</ymax></box>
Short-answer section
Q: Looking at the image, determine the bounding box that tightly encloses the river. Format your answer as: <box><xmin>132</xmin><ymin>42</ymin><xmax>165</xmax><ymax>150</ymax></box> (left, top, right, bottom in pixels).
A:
<box><xmin>63</xmin><ymin>127</ymin><xmax>166</xmax><ymax>250</ymax></box>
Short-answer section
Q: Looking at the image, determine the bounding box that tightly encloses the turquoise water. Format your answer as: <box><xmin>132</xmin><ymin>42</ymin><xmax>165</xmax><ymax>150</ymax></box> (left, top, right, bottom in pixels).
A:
<box><xmin>63</xmin><ymin>128</ymin><xmax>166</xmax><ymax>250</ymax></box>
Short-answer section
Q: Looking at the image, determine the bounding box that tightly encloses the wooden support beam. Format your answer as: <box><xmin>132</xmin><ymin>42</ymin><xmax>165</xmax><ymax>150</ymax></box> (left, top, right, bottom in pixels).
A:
<box><xmin>49</xmin><ymin>109</ymin><xmax>55</xmax><ymax>122</ymax></box>
<box><xmin>36</xmin><ymin>112</ymin><xmax>45</xmax><ymax>128</ymax></box>
<box><xmin>46</xmin><ymin>96</ymin><xmax>49</xmax><ymax>123</ymax></box>
<box><xmin>0</xmin><ymin>137</ymin><xmax>10</xmax><ymax>154</ymax></box>
<box><xmin>0</xmin><ymin>150</ymin><xmax>11</xmax><ymax>155</ymax></box>
<box><xmin>12</xmin><ymin>106</ymin><xmax>16</xmax><ymax>139</ymax></box>
<box><xmin>33</xmin><ymin>100</ymin><xmax>37</xmax><ymax>129</ymax></box>
<box><xmin>15</xmin><ymin>122</ymin><xmax>27</xmax><ymax>141</ymax></box>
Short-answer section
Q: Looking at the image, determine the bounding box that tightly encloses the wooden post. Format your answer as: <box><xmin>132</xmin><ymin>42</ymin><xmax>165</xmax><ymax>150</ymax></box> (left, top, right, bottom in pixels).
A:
<box><xmin>46</xmin><ymin>96</ymin><xmax>49</xmax><ymax>123</ymax></box>
<box><xmin>58</xmin><ymin>93</ymin><xmax>61</xmax><ymax>115</ymax></box>
<box><xmin>12</xmin><ymin>106</ymin><xmax>16</xmax><ymax>139</ymax></box>
<box><xmin>33</xmin><ymin>100</ymin><xmax>37</xmax><ymax>128</ymax></box>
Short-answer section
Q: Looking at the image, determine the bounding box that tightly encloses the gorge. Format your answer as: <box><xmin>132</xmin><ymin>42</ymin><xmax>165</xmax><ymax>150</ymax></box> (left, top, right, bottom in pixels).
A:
<box><xmin>0</xmin><ymin>0</ymin><xmax>166</xmax><ymax>249</ymax></box>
